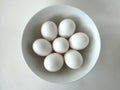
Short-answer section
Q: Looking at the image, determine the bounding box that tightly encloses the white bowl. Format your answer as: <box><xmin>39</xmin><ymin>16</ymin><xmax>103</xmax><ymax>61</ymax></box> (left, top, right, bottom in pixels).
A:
<box><xmin>22</xmin><ymin>5</ymin><xmax>101</xmax><ymax>83</ymax></box>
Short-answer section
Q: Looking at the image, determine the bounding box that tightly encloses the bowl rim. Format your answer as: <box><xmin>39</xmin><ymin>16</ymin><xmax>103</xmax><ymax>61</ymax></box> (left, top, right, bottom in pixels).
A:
<box><xmin>21</xmin><ymin>5</ymin><xmax>101</xmax><ymax>83</ymax></box>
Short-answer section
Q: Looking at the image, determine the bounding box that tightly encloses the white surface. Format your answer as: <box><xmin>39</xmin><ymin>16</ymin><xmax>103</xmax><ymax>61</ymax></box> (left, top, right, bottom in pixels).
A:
<box><xmin>59</xmin><ymin>19</ymin><xmax>76</xmax><ymax>38</ymax></box>
<box><xmin>32</xmin><ymin>39</ymin><xmax>52</xmax><ymax>56</ymax></box>
<box><xmin>0</xmin><ymin>0</ymin><xmax>120</xmax><ymax>90</ymax></box>
<box><xmin>41</xmin><ymin>21</ymin><xmax>58</xmax><ymax>41</ymax></box>
<box><xmin>64</xmin><ymin>50</ymin><xmax>83</xmax><ymax>69</ymax></box>
<box><xmin>69</xmin><ymin>32</ymin><xmax>89</xmax><ymax>50</ymax></box>
<box><xmin>44</xmin><ymin>53</ymin><xmax>64</xmax><ymax>72</ymax></box>
<box><xmin>53</xmin><ymin>37</ymin><xmax>69</xmax><ymax>53</ymax></box>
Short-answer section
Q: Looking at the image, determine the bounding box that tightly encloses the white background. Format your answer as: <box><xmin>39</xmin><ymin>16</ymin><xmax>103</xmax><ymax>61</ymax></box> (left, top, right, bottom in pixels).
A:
<box><xmin>1</xmin><ymin>0</ymin><xmax>120</xmax><ymax>90</ymax></box>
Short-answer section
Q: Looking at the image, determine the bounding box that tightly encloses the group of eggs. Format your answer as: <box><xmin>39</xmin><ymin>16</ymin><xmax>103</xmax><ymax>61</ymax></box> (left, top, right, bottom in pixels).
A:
<box><xmin>32</xmin><ymin>19</ymin><xmax>89</xmax><ymax>72</ymax></box>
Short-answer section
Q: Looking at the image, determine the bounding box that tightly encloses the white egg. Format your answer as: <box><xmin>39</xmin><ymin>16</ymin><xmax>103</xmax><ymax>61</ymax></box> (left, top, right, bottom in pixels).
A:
<box><xmin>32</xmin><ymin>39</ymin><xmax>52</xmax><ymax>56</ymax></box>
<box><xmin>53</xmin><ymin>37</ymin><xmax>69</xmax><ymax>53</ymax></box>
<box><xmin>64</xmin><ymin>49</ymin><xmax>83</xmax><ymax>69</ymax></box>
<box><xmin>44</xmin><ymin>53</ymin><xmax>64</xmax><ymax>72</ymax></box>
<box><xmin>59</xmin><ymin>19</ymin><xmax>76</xmax><ymax>38</ymax></box>
<box><xmin>69</xmin><ymin>32</ymin><xmax>89</xmax><ymax>50</ymax></box>
<box><xmin>41</xmin><ymin>21</ymin><xmax>57</xmax><ymax>41</ymax></box>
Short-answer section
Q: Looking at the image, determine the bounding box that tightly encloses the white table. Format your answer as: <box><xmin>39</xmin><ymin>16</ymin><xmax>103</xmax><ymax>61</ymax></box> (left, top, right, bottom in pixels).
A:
<box><xmin>1</xmin><ymin>0</ymin><xmax>120</xmax><ymax>90</ymax></box>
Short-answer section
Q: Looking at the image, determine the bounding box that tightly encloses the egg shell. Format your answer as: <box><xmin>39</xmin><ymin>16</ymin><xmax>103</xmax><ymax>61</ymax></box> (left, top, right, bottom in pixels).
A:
<box><xmin>59</xmin><ymin>19</ymin><xmax>76</xmax><ymax>38</ymax></box>
<box><xmin>41</xmin><ymin>21</ymin><xmax>58</xmax><ymax>41</ymax></box>
<box><xmin>52</xmin><ymin>37</ymin><xmax>69</xmax><ymax>53</ymax></box>
<box><xmin>64</xmin><ymin>49</ymin><xmax>83</xmax><ymax>69</ymax></box>
<box><xmin>44</xmin><ymin>53</ymin><xmax>64</xmax><ymax>72</ymax></box>
<box><xmin>69</xmin><ymin>32</ymin><xmax>89</xmax><ymax>50</ymax></box>
<box><xmin>32</xmin><ymin>39</ymin><xmax>52</xmax><ymax>56</ymax></box>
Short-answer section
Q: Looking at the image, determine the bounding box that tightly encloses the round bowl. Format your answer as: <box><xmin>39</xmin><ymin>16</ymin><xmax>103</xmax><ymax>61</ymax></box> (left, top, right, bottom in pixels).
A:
<box><xmin>22</xmin><ymin>5</ymin><xmax>101</xmax><ymax>83</ymax></box>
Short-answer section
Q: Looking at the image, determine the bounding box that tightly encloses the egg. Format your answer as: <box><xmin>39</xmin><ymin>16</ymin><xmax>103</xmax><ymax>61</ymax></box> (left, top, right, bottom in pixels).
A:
<box><xmin>53</xmin><ymin>37</ymin><xmax>69</xmax><ymax>53</ymax></box>
<box><xmin>69</xmin><ymin>32</ymin><xmax>89</xmax><ymax>50</ymax></box>
<box><xmin>59</xmin><ymin>19</ymin><xmax>76</xmax><ymax>38</ymax></box>
<box><xmin>32</xmin><ymin>39</ymin><xmax>52</xmax><ymax>56</ymax></box>
<box><xmin>64</xmin><ymin>49</ymin><xmax>83</xmax><ymax>69</ymax></box>
<box><xmin>44</xmin><ymin>53</ymin><xmax>64</xmax><ymax>72</ymax></box>
<box><xmin>41</xmin><ymin>21</ymin><xmax>57</xmax><ymax>41</ymax></box>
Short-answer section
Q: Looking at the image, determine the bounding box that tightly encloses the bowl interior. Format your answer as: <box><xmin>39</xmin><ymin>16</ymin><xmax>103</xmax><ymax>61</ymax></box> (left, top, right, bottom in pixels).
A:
<box><xmin>22</xmin><ymin>5</ymin><xmax>101</xmax><ymax>83</ymax></box>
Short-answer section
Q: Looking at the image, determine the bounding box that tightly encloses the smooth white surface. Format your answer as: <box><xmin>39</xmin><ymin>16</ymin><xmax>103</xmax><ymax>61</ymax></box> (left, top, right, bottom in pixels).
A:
<box><xmin>53</xmin><ymin>37</ymin><xmax>69</xmax><ymax>53</ymax></box>
<box><xmin>41</xmin><ymin>21</ymin><xmax>57</xmax><ymax>41</ymax></box>
<box><xmin>69</xmin><ymin>32</ymin><xmax>89</xmax><ymax>50</ymax></box>
<box><xmin>59</xmin><ymin>19</ymin><xmax>76</xmax><ymax>38</ymax></box>
<box><xmin>44</xmin><ymin>53</ymin><xmax>64</xmax><ymax>72</ymax></box>
<box><xmin>32</xmin><ymin>39</ymin><xmax>52</xmax><ymax>56</ymax></box>
<box><xmin>64</xmin><ymin>50</ymin><xmax>83</xmax><ymax>69</ymax></box>
<box><xmin>1</xmin><ymin>0</ymin><xmax>120</xmax><ymax>90</ymax></box>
